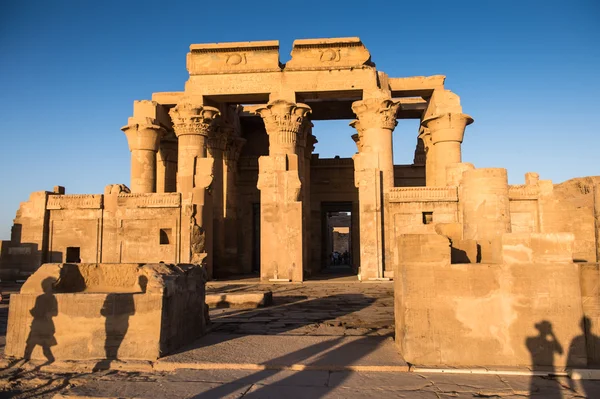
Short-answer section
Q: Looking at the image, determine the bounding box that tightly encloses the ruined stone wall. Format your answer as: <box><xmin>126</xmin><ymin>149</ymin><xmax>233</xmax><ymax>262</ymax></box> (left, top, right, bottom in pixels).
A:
<box><xmin>538</xmin><ymin>177</ymin><xmax>600</xmax><ymax>262</ymax></box>
<box><xmin>395</xmin><ymin>233</ymin><xmax>587</xmax><ymax>368</ymax></box>
<box><xmin>0</xmin><ymin>193</ymin><xmax>184</xmax><ymax>279</ymax></box>
<box><xmin>1</xmin><ymin>192</ymin><xmax>50</xmax><ymax>279</ymax></box>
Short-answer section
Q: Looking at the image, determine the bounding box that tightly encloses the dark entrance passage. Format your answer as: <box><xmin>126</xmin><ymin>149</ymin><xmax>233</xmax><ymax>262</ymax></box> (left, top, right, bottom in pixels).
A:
<box><xmin>320</xmin><ymin>202</ymin><xmax>355</xmax><ymax>278</ymax></box>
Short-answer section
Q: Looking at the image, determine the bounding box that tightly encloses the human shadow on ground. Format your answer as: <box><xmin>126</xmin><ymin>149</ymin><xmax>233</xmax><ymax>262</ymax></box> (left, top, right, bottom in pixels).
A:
<box><xmin>169</xmin><ymin>292</ymin><xmax>380</xmax><ymax>358</ymax></box>
<box><xmin>94</xmin><ymin>275</ymin><xmax>147</xmax><ymax>371</ymax></box>
<box><xmin>526</xmin><ymin>320</ymin><xmax>564</xmax><ymax>398</ymax></box>
<box><xmin>568</xmin><ymin>316</ymin><xmax>600</xmax><ymax>398</ymax></box>
<box><xmin>189</xmin><ymin>334</ymin><xmax>392</xmax><ymax>398</ymax></box>
<box><xmin>23</xmin><ymin>277</ymin><xmax>59</xmax><ymax>366</ymax></box>
<box><xmin>184</xmin><ymin>293</ymin><xmax>391</xmax><ymax>399</ymax></box>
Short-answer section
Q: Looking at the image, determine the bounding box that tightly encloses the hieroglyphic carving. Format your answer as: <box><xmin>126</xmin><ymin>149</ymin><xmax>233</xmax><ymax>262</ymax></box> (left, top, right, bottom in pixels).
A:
<box><xmin>116</xmin><ymin>193</ymin><xmax>181</xmax><ymax>208</ymax></box>
<box><xmin>386</xmin><ymin>187</ymin><xmax>459</xmax><ymax>203</ymax></box>
<box><xmin>47</xmin><ymin>195</ymin><xmax>104</xmax><ymax>210</ymax></box>
<box><xmin>508</xmin><ymin>185</ymin><xmax>540</xmax><ymax>200</ymax></box>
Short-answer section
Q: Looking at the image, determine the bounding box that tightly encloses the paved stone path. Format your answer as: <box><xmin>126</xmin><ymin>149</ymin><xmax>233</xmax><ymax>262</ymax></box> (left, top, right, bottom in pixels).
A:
<box><xmin>2</xmin><ymin>365</ymin><xmax>600</xmax><ymax>398</ymax></box>
<box><xmin>206</xmin><ymin>282</ymin><xmax>395</xmax><ymax>337</ymax></box>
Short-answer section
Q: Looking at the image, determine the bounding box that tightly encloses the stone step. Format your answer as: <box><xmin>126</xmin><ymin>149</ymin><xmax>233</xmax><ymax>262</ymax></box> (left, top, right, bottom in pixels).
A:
<box><xmin>205</xmin><ymin>291</ymin><xmax>273</xmax><ymax>309</ymax></box>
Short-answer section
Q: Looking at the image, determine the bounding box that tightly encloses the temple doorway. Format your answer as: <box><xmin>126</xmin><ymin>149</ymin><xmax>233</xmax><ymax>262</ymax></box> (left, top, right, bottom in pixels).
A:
<box><xmin>320</xmin><ymin>202</ymin><xmax>355</xmax><ymax>277</ymax></box>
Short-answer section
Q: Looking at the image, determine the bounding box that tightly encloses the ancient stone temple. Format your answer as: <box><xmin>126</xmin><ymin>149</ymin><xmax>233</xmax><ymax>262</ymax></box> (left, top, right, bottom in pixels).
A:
<box><xmin>1</xmin><ymin>37</ymin><xmax>599</xmax><ymax>286</ymax></box>
<box><xmin>2</xmin><ymin>37</ymin><xmax>600</xmax><ymax>369</ymax></box>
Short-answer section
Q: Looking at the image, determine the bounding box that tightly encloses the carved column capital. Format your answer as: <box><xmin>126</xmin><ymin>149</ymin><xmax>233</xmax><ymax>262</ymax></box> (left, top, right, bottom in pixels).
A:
<box><xmin>350</xmin><ymin>97</ymin><xmax>400</xmax><ymax>131</ymax></box>
<box><xmin>121</xmin><ymin>117</ymin><xmax>164</xmax><ymax>152</ymax></box>
<box><xmin>224</xmin><ymin>136</ymin><xmax>247</xmax><ymax>163</ymax></box>
<box><xmin>169</xmin><ymin>102</ymin><xmax>220</xmax><ymax>137</ymax></box>
<box><xmin>255</xmin><ymin>99</ymin><xmax>311</xmax><ymax>152</ymax></box>
<box><xmin>421</xmin><ymin>112</ymin><xmax>473</xmax><ymax>144</ymax></box>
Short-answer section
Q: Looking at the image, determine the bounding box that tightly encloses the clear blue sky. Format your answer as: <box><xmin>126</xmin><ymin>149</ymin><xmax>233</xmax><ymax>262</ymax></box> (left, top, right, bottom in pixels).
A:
<box><xmin>1</xmin><ymin>1</ymin><xmax>599</xmax><ymax>240</ymax></box>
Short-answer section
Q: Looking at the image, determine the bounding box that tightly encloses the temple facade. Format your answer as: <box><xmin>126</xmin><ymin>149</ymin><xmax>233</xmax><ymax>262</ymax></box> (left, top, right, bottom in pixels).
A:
<box><xmin>1</xmin><ymin>37</ymin><xmax>599</xmax><ymax>284</ymax></box>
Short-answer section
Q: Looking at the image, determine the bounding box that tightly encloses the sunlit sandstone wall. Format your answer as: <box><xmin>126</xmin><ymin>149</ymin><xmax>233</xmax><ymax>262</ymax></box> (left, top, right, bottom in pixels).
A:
<box><xmin>394</xmin><ymin>233</ymin><xmax>587</xmax><ymax>368</ymax></box>
<box><xmin>385</xmin><ymin>168</ymin><xmax>600</xmax><ymax>272</ymax></box>
<box><xmin>0</xmin><ymin>191</ymin><xmax>184</xmax><ymax>279</ymax></box>
<box><xmin>5</xmin><ymin>262</ymin><xmax>207</xmax><ymax>361</ymax></box>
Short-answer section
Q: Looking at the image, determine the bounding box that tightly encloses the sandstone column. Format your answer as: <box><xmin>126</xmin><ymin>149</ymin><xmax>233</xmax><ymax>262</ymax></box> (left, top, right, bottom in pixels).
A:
<box><xmin>350</xmin><ymin>96</ymin><xmax>399</xmax><ymax>280</ymax></box>
<box><xmin>169</xmin><ymin>102</ymin><xmax>219</xmax><ymax>275</ymax></box>
<box><xmin>255</xmin><ymin>99</ymin><xmax>311</xmax><ymax>282</ymax></box>
<box><xmin>350</xmin><ymin>97</ymin><xmax>400</xmax><ymax>192</ymax></box>
<box><xmin>418</xmin><ymin>127</ymin><xmax>436</xmax><ymax>187</ymax></box>
<box><xmin>121</xmin><ymin>119</ymin><xmax>164</xmax><ymax>193</ymax></box>
<box><xmin>207</xmin><ymin>125</ymin><xmax>228</xmax><ymax>276</ymax></box>
<box><xmin>223</xmin><ymin>135</ymin><xmax>246</xmax><ymax>273</ymax></box>
<box><xmin>156</xmin><ymin>139</ymin><xmax>178</xmax><ymax>193</ymax></box>
<box><xmin>170</xmin><ymin>103</ymin><xmax>219</xmax><ymax>196</ymax></box>
<box><xmin>297</xmin><ymin>121</ymin><xmax>315</xmax><ymax>277</ymax></box>
<box><xmin>422</xmin><ymin>113</ymin><xmax>473</xmax><ymax>187</ymax></box>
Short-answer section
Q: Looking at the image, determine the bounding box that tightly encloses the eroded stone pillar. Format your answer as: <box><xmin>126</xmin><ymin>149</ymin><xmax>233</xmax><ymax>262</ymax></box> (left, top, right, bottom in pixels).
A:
<box><xmin>170</xmin><ymin>102</ymin><xmax>219</xmax><ymax>275</ymax></box>
<box><xmin>350</xmin><ymin>97</ymin><xmax>399</xmax><ymax>280</ymax></box>
<box><xmin>422</xmin><ymin>113</ymin><xmax>473</xmax><ymax>187</ymax></box>
<box><xmin>223</xmin><ymin>135</ymin><xmax>246</xmax><ymax>273</ymax></box>
<box><xmin>418</xmin><ymin>127</ymin><xmax>436</xmax><ymax>187</ymax></box>
<box><xmin>121</xmin><ymin>119</ymin><xmax>164</xmax><ymax>193</ymax></box>
<box><xmin>255</xmin><ymin>99</ymin><xmax>311</xmax><ymax>282</ymax></box>
<box><xmin>156</xmin><ymin>139</ymin><xmax>178</xmax><ymax>193</ymax></box>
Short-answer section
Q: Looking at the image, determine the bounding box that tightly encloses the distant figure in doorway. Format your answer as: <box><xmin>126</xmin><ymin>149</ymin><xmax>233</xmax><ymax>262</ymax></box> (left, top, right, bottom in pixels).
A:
<box><xmin>526</xmin><ymin>320</ymin><xmax>563</xmax><ymax>398</ymax></box>
<box><xmin>24</xmin><ymin>277</ymin><xmax>58</xmax><ymax>365</ymax></box>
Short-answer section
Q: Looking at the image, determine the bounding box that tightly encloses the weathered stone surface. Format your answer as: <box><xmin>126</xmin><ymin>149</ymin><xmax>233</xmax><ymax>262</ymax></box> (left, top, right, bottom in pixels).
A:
<box><xmin>395</xmin><ymin>233</ymin><xmax>586</xmax><ymax>368</ymax></box>
<box><xmin>5</xmin><ymin>262</ymin><xmax>207</xmax><ymax>361</ymax></box>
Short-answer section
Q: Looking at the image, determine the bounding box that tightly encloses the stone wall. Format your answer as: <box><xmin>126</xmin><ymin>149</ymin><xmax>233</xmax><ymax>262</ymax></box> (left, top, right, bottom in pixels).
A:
<box><xmin>394</xmin><ymin>233</ymin><xmax>587</xmax><ymax>368</ymax></box>
<box><xmin>5</xmin><ymin>262</ymin><xmax>207</xmax><ymax>361</ymax></box>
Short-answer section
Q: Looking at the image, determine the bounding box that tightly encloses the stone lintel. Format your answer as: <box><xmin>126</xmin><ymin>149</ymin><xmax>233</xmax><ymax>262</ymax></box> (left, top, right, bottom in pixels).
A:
<box><xmin>187</xmin><ymin>40</ymin><xmax>281</xmax><ymax>75</ymax></box>
<box><xmin>389</xmin><ymin>75</ymin><xmax>446</xmax><ymax>97</ymax></box>
<box><xmin>286</xmin><ymin>37</ymin><xmax>372</xmax><ymax>71</ymax></box>
<box><xmin>152</xmin><ymin>92</ymin><xmax>184</xmax><ymax>106</ymax></box>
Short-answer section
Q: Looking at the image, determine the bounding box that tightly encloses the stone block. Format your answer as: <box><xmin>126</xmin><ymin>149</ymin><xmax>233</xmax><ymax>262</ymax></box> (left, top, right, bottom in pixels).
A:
<box><xmin>398</xmin><ymin>234</ymin><xmax>450</xmax><ymax>264</ymax></box>
<box><xmin>187</xmin><ymin>41</ymin><xmax>281</xmax><ymax>75</ymax></box>
<box><xmin>285</xmin><ymin>37</ymin><xmax>371</xmax><ymax>71</ymax></box>
<box><xmin>500</xmin><ymin>233</ymin><xmax>574</xmax><ymax>264</ymax></box>
<box><xmin>395</xmin><ymin>260</ymin><xmax>585</xmax><ymax>368</ymax></box>
<box><xmin>5</xmin><ymin>262</ymin><xmax>207</xmax><ymax>362</ymax></box>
